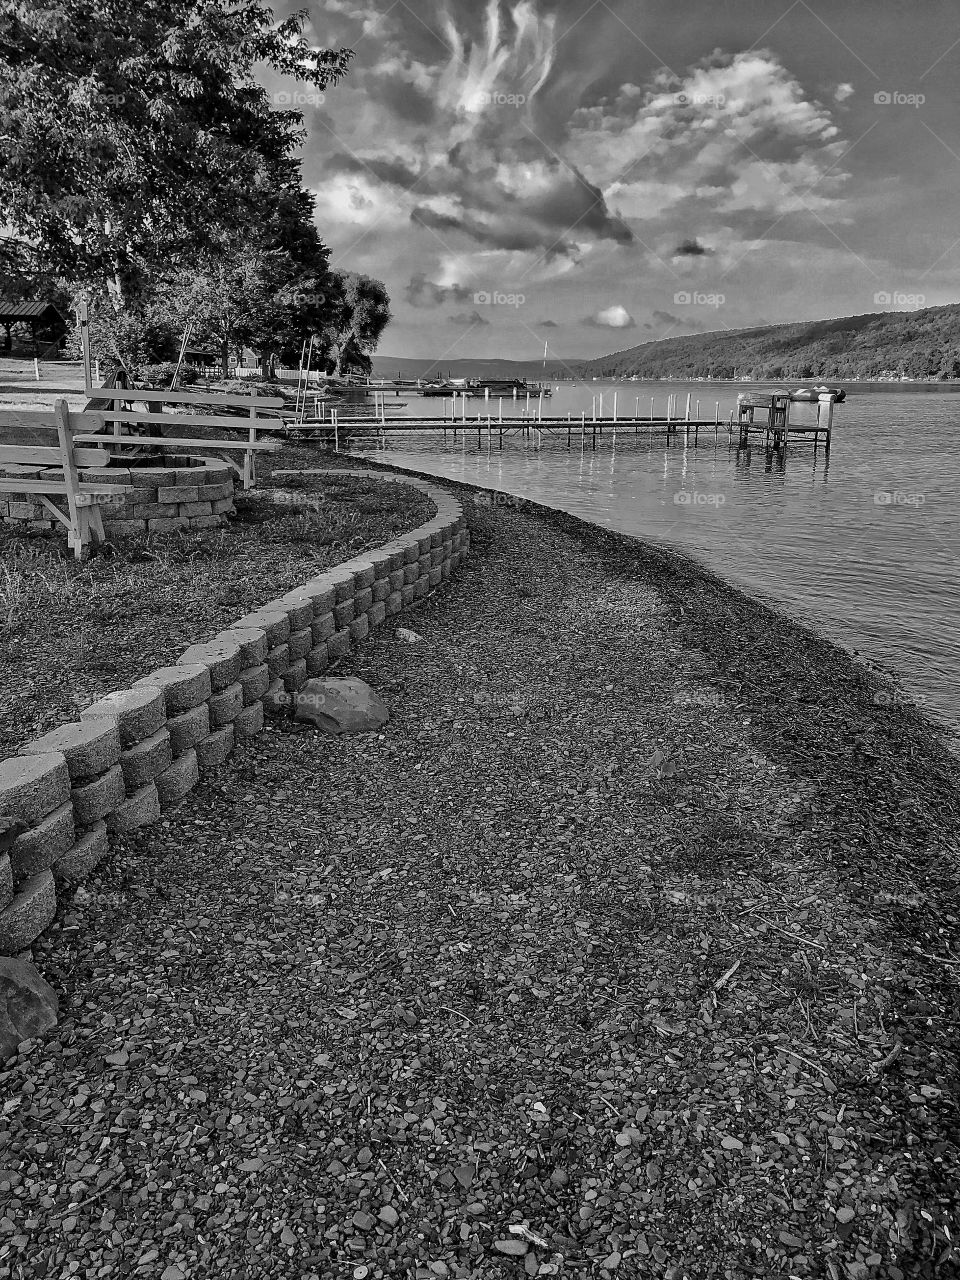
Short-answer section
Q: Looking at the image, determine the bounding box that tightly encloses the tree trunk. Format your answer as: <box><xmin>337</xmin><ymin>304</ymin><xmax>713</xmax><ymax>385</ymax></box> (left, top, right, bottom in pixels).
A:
<box><xmin>333</xmin><ymin>327</ymin><xmax>357</xmax><ymax>378</ymax></box>
<box><xmin>221</xmin><ymin>333</ymin><xmax>230</xmax><ymax>381</ymax></box>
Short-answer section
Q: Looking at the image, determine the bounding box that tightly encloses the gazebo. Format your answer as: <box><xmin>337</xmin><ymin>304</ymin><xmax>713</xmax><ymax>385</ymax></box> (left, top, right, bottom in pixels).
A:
<box><xmin>0</xmin><ymin>300</ymin><xmax>68</xmax><ymax>355</ymax></box>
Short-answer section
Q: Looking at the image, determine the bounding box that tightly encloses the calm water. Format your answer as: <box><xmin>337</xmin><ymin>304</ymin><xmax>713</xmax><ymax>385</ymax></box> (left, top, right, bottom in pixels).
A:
<box><xmin>349</xmin><ymin>381</ymin><xmax>960</xmax><ymax>735</ymax></box>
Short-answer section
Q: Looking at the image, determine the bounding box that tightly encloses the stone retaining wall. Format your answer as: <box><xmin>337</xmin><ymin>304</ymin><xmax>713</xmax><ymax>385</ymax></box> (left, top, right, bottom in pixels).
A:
<box><xmin>0</xmin><ymin>454</ymin><xmax>236</xmax><ymax>535</ymax></box>
<box><xmin>0</xmin><ymin>470</ymin><xmax>468</xmax><ymax>955</ymax></box>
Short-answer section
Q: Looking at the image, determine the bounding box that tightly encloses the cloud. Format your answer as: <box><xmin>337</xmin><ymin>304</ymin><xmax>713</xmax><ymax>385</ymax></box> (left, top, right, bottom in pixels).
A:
<box><xmin>584</xmin><ymin>305</ymin><xmax>635</xmax><ymax>329</ymax></box>
<box><xmin>537</xmin><ymin>319</ymin><xmax>560</xmax><ymax>327</ymax></box>
<box><xmin>835</xmin><ymin>83</ymin><xmax>855</xmax><ymax>102</ymax></box>
<box><xmin>673</xmin><ymin>238</ymin><xmax>714</xmax><ymax>258</ymax></box>
<box><xmin>405</xmin><ymin>272</ymin><xmax>474</xmax><ymax>307</ymax></box>
<box><xmin>448</xmin><ymin>309</ymin><xmax>491</xmax><ymax>326</ymax></box>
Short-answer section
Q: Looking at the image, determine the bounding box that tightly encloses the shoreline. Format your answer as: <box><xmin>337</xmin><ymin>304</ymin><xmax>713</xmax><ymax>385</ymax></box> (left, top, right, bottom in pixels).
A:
<box><xmin>1</xmin><ymin>469</ymin><xmax>958</xmax><ymax>1275</ymax></box>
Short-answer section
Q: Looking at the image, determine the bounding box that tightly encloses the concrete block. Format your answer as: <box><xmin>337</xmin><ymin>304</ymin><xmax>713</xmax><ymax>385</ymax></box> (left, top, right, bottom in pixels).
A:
<box><xmin>312</xmin><ymin>613</ymin><xmax>336</xmax><ymax>643</ymax></box>
<box><xmin>283</xmin><ymin>660</ymin><xmax>308</xmax><ymax>693</ymax></box>
<box><xmin>128</xmin><ymin>468</ymin><xmax>177</xmax><ymax>486</ymax></box>
<box><xmin>387</xmin><ymin>550</ymin><xmax>406</xmax><ymax>573</ymax></box>
<box><xmin>208</xmin><ymin>681</ymin><xmax>243</xmax><ymax>727</ymax></box>
<box><xmin>72</xmin><ymin>764</ymin><xmax>125</xmax><ymax>825</ymax></box>
<box><xmin>288</xmin><ymin>628</ymin><xmax>313</xmax><ymax>662</ymax></box>
<box><xmin>108</xmin><ymin>519</ymin><xmax>148</xmax><ymax>537</ymax></box>
<box><xmin>120</xmin><ymin>728</ymin><xmax>173</xmax><ymax>791</ymax></box>
<box><xmin>349</xmin><ymin>614</ymin><xmax>370</xmax><ymax>643</ymax></box>
<box><xmin>306</xmin><ymin>645</ymin><xmax>329</xmax><ymax>678</ymax></box>
<box><xmin>10</xmin><ymin>802</ymin><xmax>75</xmax><ymax>884</ymax></box>
<box><xmin>304</xmin><ymin>583</ymin><xmax>337</xmax><ymax>615</ymax></box>
<box><xmin>263</xmin><ymin>680</ymin><xmax>289</xmax><ymax>719</ymax></box>
<box><xmin>265</xmin><ymin>643</ymin><xmax>290</xmax><ymax>680</ymax></box>
<box><xmin>352</xmin><ymin>564</ymin><xmax>376</xmax><ymax>590</ymax></box>
<box><xmin>403</xmin><ymin>563</ymin><xmax>419</xmax><ymax>585</ymax></box>
<box><xmin>233</xmin><ymin>700</ymin><xmax>264</xmax><ymax>740</ymax></box>
<box><xmin>155</xmin><ymin>750</ymin><xmax>199</xmax><ymax>810</ymax></box>
<box><xmin>196</xmin><ymin>725</ymin><xmax>234</xmax><ymax>771</ymax></box>
<box><xmin>217</xmin><ymin>627</ymin><xmax>267</xmax><ymax>666</ymax></box>
<box><xmin>417</xmin><ymin>534</ymin><xmax>432</xmax><ymax>556</ymax></box>
<box><xmin>334</xmin><ymin>600</ymin><xmax>355</xmax><ymax>628</ymax></box>
<box><xmin>354</xmin><ymin>587</ymin><xmax>373</xmax><ymax>614</ymax></box>
<box><xmin>372</xmin><ymin>579</ymin><xmax>391</xmax><ymax>603</ymax></box>
<box><xmin>386</xmin><ymin>591</ymin><xmax>404</xmax><ymax>615</ymax></box>
<box><xmin>178</xmin><ymin>640</ymin><xmax>242</xmax><ymax>691</ymax></box>
<box><xmin>20</xmin><ymin>719</ymin><xmax>120</xmax><ymax>782</ymax></box>
<box><xmin>430</xmin><ymin>529</ymin><xmax>444</xmax><ymax>548</ymax></box>
<box><xmin>334</xmin><ymin>576</ymin><xmax>355</xmax><ymax>604</ymax></box>
<box><xmin>389</xmin><ymin>569</ymin><xmax>405</xmax><ymax>592</ymax></box>
<box><xmin>80</xmin><ymin>467</ymin><xmax>130</xmax><ymax>485</ymax></box>
<box><xmin>414</xmin><ymin>578</ymin><xmax>431</xmax><ymax>601</ymax></box>
<box><xmin>54</xmin><ymin>821</ymin><xmax>109</xmax><ymax>883</ymax></box>
<box><xmin>174</xmin><ymin>469</ymin><xmax>204</xmax><ymax>486</ymax></box>
<box><xmin>400</xmin><ymin>584</ymin><xmax>416</xmax><ymax>606</ymax></box>
<box><xmin>418</xmin><ymin>553</ymin><xmax>432</xmax><ymax>574</ymax></box>
<box><xmin>147</xmin><ymin>516</ymin><xmax>188</xmax><ymax>533</ymax></box>
<box><xmin>199</xmin><ymin>482</ymin><xmax>233</xmax><ymax>502</ymax></box>
<box><xmin>211</xmin><ymin>498</ymin><xmax>234</xmax><ymax>515</ymax></box>
<box><xmin>428</xmin><ymin>566</ymin><xmax>442</xmax><ymax>588</ymax></box>
<box><xmin>190</xmin><ymin>514</ymin><xmax>225</xmax><ymax>530</ymax></box>
<box><xmin>327</xmin><ymin>629</ymin><xmax>352</xmax><ymax>660</ymax></box>
<box><xmin>83</xmin><ymin>686</ymin><xmax>165</xmax><ymax>748</ymax></box>
<box><xmin>0</xmin><ymin>754</ymin><xmax>71</xmax><ymax>826</ymax></box>
<box><xmin>0</xmin><ymin>872</ymin><xmax>56</xmax><ymax>954</ymax></box>
<box><xmin>132</xmin><ymin>503</ymin><xmax>170</xmax><ymax>520</ymax></box>
<box><xmin>404</xmin><ymin>544</ymin><xmax>419</xmax><ymax>564</ymax></box>
<box><xmin>158</xmin><ymin>485</ymin><xmax>199</xmax><ymax>504</ymax></box>
<box><xmin>179</xmin><ymin>500</ymin><xmax>213</xmax><ymax>518</ymax></box>
<box><xmin>238</xmin><ymin>663</ymin><xmax>270</xmax><ymax>706</ymax></box>
<box><xmin>275</xmin><ymin>596</ymin><xmax>313</xmax><ymax>633</ymax></box>
<box><xmin>367</xmin><ymin>602</ymin><xmax>387</xmax><ymax>628</ymax></box>
<box><xmin>107</xmin><ymin>784</ymin><xmax>160</xmax><ymax>835</ymax></box>
<box><xmin>431</xmin><ymin>547</ymin><xmax>444</xmax><ymax>567</ymax></box>
<box><xmin>166</xmin><ymin>703</ymin><xmax>210</xmax><ymax>756</ymax></box>
<box><xmin>242</xmin><ymin>609</ymin><xmax>289</xmax><ymax>646</ymax></box>
<box><xmin>135</xmin><ymin>664</ymin><xmax>211</xmax><ymax>714</ymax></box>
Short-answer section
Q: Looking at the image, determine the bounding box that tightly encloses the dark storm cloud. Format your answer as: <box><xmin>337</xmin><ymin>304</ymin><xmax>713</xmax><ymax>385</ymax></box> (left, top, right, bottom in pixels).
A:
<box><xmin>449</xmin><ymin>310</ymin><xmax>491</xmax><ymax>326</ymax></box>
<box><xmin>674</xmin><ymin>238</ymin><xmax>714</xmax><ymax>257</ymax></box>
<box><xmin>328</xmin><ymin>153</ymin><xmax>425</xmax><ymax>191</ymax></box>
<box><xmin>405</xmin><ymin>273</ymin><xmax>474</xmax><ymax>307</ymax></box>
<box><xmin>537</xmin><ymin>319</ymin><xmax>560</xmax><ymax>328</ymax></box>
<box><xmin>652</xmin><ymin>309</ymin><xmax>707</xmax><ymax>331</ymax></box>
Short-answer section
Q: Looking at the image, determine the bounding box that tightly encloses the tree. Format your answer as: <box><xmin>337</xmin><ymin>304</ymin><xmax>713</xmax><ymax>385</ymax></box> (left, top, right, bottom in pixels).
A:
<box><xmin>323</xmin><ymin>272</ymin><xmax>392</xmax><ymax>378</ymax></box>
<box><xmin>0</xmin><ymin>1</ymin><xmax>352</xmax><ymax>311</ymax></box>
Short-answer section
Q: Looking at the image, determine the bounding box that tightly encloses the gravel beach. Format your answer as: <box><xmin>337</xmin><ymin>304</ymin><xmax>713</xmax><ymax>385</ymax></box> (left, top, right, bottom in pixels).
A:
<box><xmin>1</xmin><ymin>473</ymin><xmax>958</xmax><ymax>1280</ymax></box>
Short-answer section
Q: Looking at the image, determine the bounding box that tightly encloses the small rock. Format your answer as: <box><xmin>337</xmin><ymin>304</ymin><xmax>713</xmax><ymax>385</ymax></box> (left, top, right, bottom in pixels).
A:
<box><xmin>293</xmin><ymin>678</ymin><xmax>389</xmax><ymax>736</ymax></box>
<box><xmin>836</xmin><ymin>1207</ymin><xmax>855</xmax><ymax>1224</ymax></box>
<box><xmin>396</xmin><ymin>627</ymin><xmax>424</xmax><ymax>644</ymax></box>
<box><xmin>378</xmin><ymin>1205</ymin><xmax>399</xmax><ymax>1227</ymax></box>
<box><xmin>0</xmin><ymin>958</ymin><xmax>58</xmax><ymax>1063</ymax></box>
<box><xmin>494</xmin><ymin>1239</ymin><xmax>528</xmax><ymax>1256</ymax></box>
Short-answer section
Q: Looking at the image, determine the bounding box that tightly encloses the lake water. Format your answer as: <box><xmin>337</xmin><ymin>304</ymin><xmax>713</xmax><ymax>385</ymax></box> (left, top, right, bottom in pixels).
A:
<box><xmin>346</xmin><ymin>380</ymin><xmax>960</xmax><ymax>737</ymax></box>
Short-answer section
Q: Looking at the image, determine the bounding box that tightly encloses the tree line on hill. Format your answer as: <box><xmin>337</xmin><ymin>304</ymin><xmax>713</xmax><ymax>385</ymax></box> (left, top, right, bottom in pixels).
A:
<box><xmin>0</xmin><ymin>1</ymin><xmax>389</xmax><ymax>381</ymax></box>
<box><xmin>576</xmin><ymin>304</ymin><xmax>960</xmax><ymax>381</ymax></box>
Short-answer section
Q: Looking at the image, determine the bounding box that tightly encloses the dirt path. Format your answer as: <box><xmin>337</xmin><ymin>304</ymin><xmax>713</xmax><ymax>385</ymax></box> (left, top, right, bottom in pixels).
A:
<box><xmin>1</xmin><ymin>486</ymin><xmax>958</xmax><ymax>1279</ymax></box>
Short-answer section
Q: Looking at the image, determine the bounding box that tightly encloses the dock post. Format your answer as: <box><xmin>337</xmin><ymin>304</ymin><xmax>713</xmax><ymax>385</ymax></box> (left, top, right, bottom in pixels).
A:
<box><xmin>613</xmin><ymin>392</ymin><xmax>618</xmax><ymax>422</ymax></box>
<box><xmin>499</xmin><ymin>398</ymin><xmax>503</xmax><ymax>424</ymax></box>
<box><xmin>685</xmin><ymin>393</ymin><xmax>691</xmax><ymax>421</ymax></box>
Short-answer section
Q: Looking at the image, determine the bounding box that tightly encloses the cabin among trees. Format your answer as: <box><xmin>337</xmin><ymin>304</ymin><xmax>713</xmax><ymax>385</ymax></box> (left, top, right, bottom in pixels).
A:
<box><xmin>0</xmin><ymin>299</ymin><xmax>68</xmax><ymax>356</ymax></box>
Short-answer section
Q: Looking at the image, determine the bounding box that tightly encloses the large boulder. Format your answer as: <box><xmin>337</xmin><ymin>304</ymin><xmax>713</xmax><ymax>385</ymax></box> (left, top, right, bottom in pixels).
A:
<box><xmin>293</xmin><ymin>678</ymin><xmax>389</xmax><ymax>736</ymax></box>
<box><xmin>0</xmin><ymin>957</ymin><xmax>58</xmax><ymax>1062</ymax></box>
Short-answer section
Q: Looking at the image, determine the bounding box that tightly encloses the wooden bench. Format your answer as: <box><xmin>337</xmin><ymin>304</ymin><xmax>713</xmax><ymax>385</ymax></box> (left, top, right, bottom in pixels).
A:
<box><xmin>69</xmin><ymin>386</ymin><xmax>285</xmax><ymax>489</ymax></box>
<box><xmin>0</xmin><ymin>400</ymin><xmax>122</xmax><ymax>557</ymax></box>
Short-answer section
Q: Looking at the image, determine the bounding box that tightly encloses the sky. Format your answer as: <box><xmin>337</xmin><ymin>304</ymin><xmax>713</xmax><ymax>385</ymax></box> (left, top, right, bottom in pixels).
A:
<box><xmin>266</xmin><ymin>0</ymin><xmax>960</xmax><ymax>361</ymax></box>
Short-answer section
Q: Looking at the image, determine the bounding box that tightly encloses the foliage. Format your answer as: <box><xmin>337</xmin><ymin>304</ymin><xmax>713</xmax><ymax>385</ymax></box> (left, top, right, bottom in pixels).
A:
<box><xmin>139</xmin><ymin>362</ymin><xmax>201</xmax><ymax>387</ymax></box>
<box><xmin>321</xmin><ymin>272</ymin><xmax>392</xmax><ymax>377</ymax></box>
<box><xmin>578</xmin><ymin>303</ymin><xmax>960</xmax><ymax>381</ymax></box>
<box><xmin>0</xmin><ymin>0</ymin><xmax>352</xmax><ymax>306</ymax></box>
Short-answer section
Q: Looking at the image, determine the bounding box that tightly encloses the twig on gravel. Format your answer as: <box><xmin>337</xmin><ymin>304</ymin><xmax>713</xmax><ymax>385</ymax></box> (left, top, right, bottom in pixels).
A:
<box><xmin>782</xmin><ymin>1048</ymin><xmax>834</xmax><ymax>1081</ymax></box>
<box><xmin>868</xmin><ymin>1039</ymin><xmax>904</xmax><ymax>1077</ymax></box>
<box><xmin>439</xmin><ymin>1005</ymin><xmax>475</xmax><ymax>1025</ymax></box>
<box><xmin>745</xmin><ymin>913</ymin><xmax>827</xmax><ymax>951</ymax></box>
<box><xmin>52</xmin><ymin>1173</ymin><xmax>122</xmax><ymax>1218</ymax></box>
<box><xmin>378</xmin><ymin>1160</ymin><xmax>409</xmax><ymax>1202</ymax></box>
<box><xmin>713</xmin><ymin>957</ymin><xmax>742</xmax><ymax>991</ymax></box>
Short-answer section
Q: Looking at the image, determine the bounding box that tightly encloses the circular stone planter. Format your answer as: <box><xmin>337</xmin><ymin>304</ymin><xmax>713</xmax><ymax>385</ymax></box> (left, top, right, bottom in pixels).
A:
<box><xmin>0</xmin><ymin>454</ymin><xmax>236</xmax><ymax>537</ymax></box>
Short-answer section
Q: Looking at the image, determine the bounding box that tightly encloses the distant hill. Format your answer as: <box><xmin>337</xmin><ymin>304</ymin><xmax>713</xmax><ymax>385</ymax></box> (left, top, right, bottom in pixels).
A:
<box><xmin>575</xmin><ymin>303</ymin><xmax>960</xmax><ymax>381</ymax></box>
<box><xmin>371</xmin><ymin>355</ymin><xmax>578</xmax><ymax>380</ymax></box>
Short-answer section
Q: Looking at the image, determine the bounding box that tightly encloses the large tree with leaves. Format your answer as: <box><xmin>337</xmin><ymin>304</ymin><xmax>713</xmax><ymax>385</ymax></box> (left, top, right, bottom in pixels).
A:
<box><xmin>0</xmin><ymin>1</ymin><xmax>351</xmax><ymax>312</ymax></box>
<box><xmin>322</xmin><ymin>272</ymin><xmax>392</xmax><ymax>378</ymax></box>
